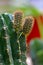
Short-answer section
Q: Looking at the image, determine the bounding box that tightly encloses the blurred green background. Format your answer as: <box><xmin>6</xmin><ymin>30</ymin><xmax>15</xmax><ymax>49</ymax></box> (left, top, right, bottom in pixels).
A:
<box><xmin>0</xmin><ymin>0</ymin><xmax>40</xmax><ymax>15</ymax></box>
<box><xmin>0</xmin><ymin>0</ymin><xmax>43</xmax><ymax>39</ymax></box>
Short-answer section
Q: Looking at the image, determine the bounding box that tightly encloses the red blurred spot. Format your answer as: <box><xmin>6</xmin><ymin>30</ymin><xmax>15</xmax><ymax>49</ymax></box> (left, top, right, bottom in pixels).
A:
<box><xmin>26</xmin><ymin>18</ymin><xmax>40</xmax><ymax>44</ymax></box>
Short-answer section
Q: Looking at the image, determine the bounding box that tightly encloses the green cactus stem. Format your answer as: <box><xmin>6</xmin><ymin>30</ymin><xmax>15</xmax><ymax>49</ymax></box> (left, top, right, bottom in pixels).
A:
<box><xmin>0</xmin><ymin>16</ymin><xmax>14</xmax><ymax>65</ymax></box>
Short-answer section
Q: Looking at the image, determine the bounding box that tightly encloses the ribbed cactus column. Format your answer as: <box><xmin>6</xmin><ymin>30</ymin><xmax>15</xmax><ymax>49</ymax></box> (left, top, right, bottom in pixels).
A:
<box><xmin>0</xmin><ymin>16</ymin><xmax>14</xmax><ymax>65</ymax></box>
<box><xmin>0</xmin><ymin>16</ymin><xmax>4</xmax><ymax>65</ymax></box>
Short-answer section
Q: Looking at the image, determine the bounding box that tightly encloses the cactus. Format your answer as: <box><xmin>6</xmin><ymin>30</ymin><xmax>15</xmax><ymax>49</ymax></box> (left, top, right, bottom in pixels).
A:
<box><xmin>29</xmin><ymin>38</ymin><xmax>43</xmax><ymax>65</ymax></box>
<box><xmin>0</xmin><ymin>16</ymin><xmax>14</xmax><ymax>65</ymax></box>
<box><xmin>0</xmin><ymin>11</ymin><xmax>34</xmax><ymax>65</ymax></box>
<box><xmin>22</xmin><ymin>16</ymin><xmax>34</xmax><ymax>35</ymax></box>
<box><xmin>14</xmin><ymin>11</ymin><xmax>23</xmax><ymax>33</ymax></box>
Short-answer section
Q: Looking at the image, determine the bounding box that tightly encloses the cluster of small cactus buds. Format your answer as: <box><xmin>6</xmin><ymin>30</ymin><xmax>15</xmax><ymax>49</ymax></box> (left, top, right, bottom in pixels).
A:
<box><xmin>13</xmin><ymin>11</ymin><xmax>34</xmax><ymax>35</ymax></box>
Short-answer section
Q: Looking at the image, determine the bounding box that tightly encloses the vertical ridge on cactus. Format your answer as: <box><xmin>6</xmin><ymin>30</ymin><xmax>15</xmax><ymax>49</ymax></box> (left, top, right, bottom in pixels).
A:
<box><xmin>0</xmin><ymin>16</ymin><xmax>14</xmax><ymax>65</ymax></box>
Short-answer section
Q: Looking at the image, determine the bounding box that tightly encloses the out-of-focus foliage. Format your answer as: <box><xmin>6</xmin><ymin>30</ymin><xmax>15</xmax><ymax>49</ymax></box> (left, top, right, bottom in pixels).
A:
<box><xmin>29</xmin><ymin>38</ymin><xmax>43</xmax><ymax>65</ymax></box>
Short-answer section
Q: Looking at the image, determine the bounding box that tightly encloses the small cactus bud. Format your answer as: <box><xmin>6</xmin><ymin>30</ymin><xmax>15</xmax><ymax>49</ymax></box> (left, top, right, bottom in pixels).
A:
<box><xmin>14</xmin><ymin>11</ymin><xmax>23</xmax><ymax>32</ymax></box>
<box><xmin>22</xmin><ymin>16</ymin><xmax>34</xmax><ymax>35</ymax></box>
